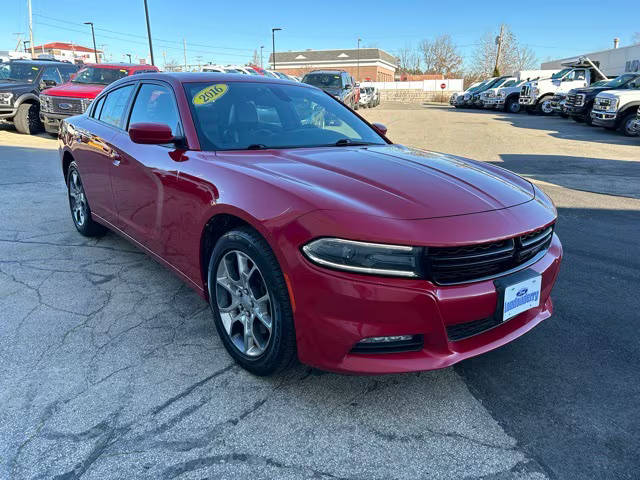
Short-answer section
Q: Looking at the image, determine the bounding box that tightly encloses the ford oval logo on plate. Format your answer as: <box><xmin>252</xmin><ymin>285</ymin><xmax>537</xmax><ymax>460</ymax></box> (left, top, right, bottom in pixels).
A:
<box><xmin>58</xmin><ymin>103</ymin><xmax>72</xmax><ymax>110</ymax></box>
<box><xmin>516</xmin><ymin>287</ymin><xmax>528</xmax><ymax>297</ymax></box>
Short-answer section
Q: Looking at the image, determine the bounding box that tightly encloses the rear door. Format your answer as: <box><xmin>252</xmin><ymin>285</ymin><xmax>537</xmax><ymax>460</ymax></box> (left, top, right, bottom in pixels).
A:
<box><xmin>108</xmin><ymin>81</ymin><xmax>184</xmax><ymax>256</ymax></box>
<box><xmin>77</xmin><ymin>84</ymin><xmax>135</xmax><ymax>225</ymax></box>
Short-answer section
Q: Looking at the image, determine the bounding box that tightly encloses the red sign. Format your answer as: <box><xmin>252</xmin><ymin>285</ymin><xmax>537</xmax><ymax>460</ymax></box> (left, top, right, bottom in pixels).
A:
<box><xmin>440</xmin><ymin>83</ymin><xmax>446</xmax><ymax>89</ymax></box>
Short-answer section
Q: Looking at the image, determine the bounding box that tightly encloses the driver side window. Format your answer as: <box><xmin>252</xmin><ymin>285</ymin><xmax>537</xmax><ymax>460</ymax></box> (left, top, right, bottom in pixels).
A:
<box><xmin>128</xmin><ymin>83</ymin><xmax>181</xmax><ymax>136</ymax></box>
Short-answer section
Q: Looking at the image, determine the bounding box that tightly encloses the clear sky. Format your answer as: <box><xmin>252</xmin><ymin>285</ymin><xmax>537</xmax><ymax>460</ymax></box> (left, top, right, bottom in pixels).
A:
<box><xmin>2</xmin><ymin>0</ymin><xmax>638</xmax><ymax>69</ymax></box>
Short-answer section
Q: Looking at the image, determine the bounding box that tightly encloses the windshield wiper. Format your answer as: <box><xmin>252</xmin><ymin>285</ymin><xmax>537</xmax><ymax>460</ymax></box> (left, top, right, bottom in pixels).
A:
<box><xmin>246</xmin><ymin>144</ymin><xmax>268</xmax><ymax>150</ymax></box>
<box><xmin>334</xmin><ymin>138</ymin><xmax>376</xmax><ymax>147</ymax></box>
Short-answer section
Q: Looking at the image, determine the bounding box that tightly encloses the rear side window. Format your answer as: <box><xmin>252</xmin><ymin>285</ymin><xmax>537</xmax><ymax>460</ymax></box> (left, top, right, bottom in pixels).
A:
<box><xmin>128</xmin><ymin>83</ymin><xmax>181</xmax><ymax>136</ymax></box>
<box><xmin>99</xmin><ymin>85</ymin><xmax>134</xmax><ymax>128</ymax></box>
<box><xmin>91</xmin><ymin>96</ymin><xmax>106</xmax><ymax>118</ymax></box>
<box><xmin>41</xmin><ymin>67</ymin><xmax>62</xmax><ymax>85</ymax></box>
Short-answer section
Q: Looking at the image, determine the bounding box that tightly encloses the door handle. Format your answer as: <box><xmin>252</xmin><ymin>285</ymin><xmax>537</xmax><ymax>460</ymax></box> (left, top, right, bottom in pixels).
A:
<box><xmin>110</xmin><ymin>151</ymin><xmax>121</xmax><ymax>166</ymax></box>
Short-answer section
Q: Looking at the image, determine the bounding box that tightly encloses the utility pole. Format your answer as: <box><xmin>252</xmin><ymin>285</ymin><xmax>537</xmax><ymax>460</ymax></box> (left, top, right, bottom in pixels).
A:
<box><xmin>27</xmin><ymin>0</ymin><xmax>35</xmax><ymax>58</ymax></box>
<box><xmin>260</xmin><ymin>45</ymin><xmax>264</xmax><ymax>69</ymax></box>
<box><xmin>271</xmin><ymin>28</ymin><xmax>282</xmax><ymax>70</ymax></box>
<box><xmin>183</xmin><ymin>39</ymin><xmax>187</xmax><ymax>71</ymax></box>
<box><xmin>494</xmin><ymin>24</ymin><xmax>504</xmax><ymax>75</ymax></box>
<box><xmin>357</xmin><ymin>37</ymin><xmax>362</xmax><ymax>82</ymax></box>
<box><xmin>143</xmin><ymin>0</ymin><xmax>155</xmax><ymax>66</ymax></box>
<box><xmin>84</xmin><ymin>22</ymin><xmax>99</xmax><ymax>63</ymax></box>
<box><xmin>126</xmin><ymin>53</ymin><xmax>132</xmax><ymax>63</ymax></box>
<box><xmin>99</xmin><ymin>44</ymin><xmax>107</xmax><ymax>62</ymax></box>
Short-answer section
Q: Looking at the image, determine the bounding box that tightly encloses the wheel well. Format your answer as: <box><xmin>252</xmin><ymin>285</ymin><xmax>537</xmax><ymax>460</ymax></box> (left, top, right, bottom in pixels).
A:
<box><xmin>62</xmin><ymin>152</ymin><xmax>74</xmax><ymax>184</ymax></box>
<box><xmin>619</xmin><ymin>105</ymin><xmax>639</xmax><ymax>118</ymax></box>
<box><xmin>200</xmin><ymin>214</ymin><xmax>254</xmax><ymax>291</ymax></box>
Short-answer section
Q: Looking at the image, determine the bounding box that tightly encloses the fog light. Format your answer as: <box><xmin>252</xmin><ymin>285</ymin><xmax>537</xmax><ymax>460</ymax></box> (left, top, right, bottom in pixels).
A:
<box><xmin>359</xmin><ymin>335</ymin><xmax>414</xmax><ymax>343</ymax></box>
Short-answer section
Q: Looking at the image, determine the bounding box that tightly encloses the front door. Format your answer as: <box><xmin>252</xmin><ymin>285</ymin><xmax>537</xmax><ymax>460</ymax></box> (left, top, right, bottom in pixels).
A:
<box><xmin>108</xmin><ymin>82</ymin><xmax>184</xmax><ymax>255</ymax></box>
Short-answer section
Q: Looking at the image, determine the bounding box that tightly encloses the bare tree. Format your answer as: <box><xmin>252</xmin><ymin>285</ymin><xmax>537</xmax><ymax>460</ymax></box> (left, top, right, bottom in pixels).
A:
<box><xmin>164</xmin><ymin>60</ymin><xmax>181</xmax><ymax>72</ymax></box>
<box><xmin>396</xmin><ymin>43</ymin><xmax>421</xmax><ymax>74</ymax></box>
<box><xmin>469</xmin><ymin>25</ymin><xmax>535</xmax><ymax>77</ymax></box>
<box><xmin>419</xmin><ymin>34</ymin><xmax>463</xmax><ymax>77</ymax></box>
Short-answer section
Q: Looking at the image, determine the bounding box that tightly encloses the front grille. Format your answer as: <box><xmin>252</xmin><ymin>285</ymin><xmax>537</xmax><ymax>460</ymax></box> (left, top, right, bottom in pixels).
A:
<box><xmin>50</xmin><ymin>97</ymin><xmax>84</xmax><ymax>115</ymax></box>
<box><xmin>566</xmin><ymin>94</ymin><xmax>576</xmax><ymax>107</ymax></box>
<box><xmin>350</xmin><ymin>335</ymin><xmax>424</xmax><ymax>354</ymax></box>
<box><xmin>446</xmin><ymin>317</ymin><xmax>501</xmax><ymax>342</ymax></box>
<box><xmin>521</xmin><ymin>85</ymin><xmax>530</xmax><ymax>97</ymax></box>
<box><xmin>423</xmin><ymin>225</ymin><xmax>554</xmax><ymax>285</ymax></box>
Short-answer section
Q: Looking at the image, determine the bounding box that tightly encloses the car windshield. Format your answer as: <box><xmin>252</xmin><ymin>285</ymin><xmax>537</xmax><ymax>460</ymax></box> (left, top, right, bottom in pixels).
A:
<box><xmin>604</xmin><ymin>74</ymin><xmax>637</xmax><ymax>88</ymax></box>
<box><xmin>224</xmin><ymin>68</ymin><xmax>242</xmax><ymax>74</ymax></box>
<box><xmin>502</xmin><ymin>79</ymin><xmax>517</xmax><ymax>87</ymax></box>
<box><xmin>6</xmin><ymin>63</ymin><xmax>42</xmax><ymax>82</ymax></box>
<box><xmin>73</xmin><ymin>67</ymin><xmax>129</xmax><ymax>85</ymax></box>
<box><xmin>184</xmin><ymin>81</ymin><xmax>386</xmax><ymax>151</ymax></box>
<box><xmin>302</xmin><ymin>73</ymin><xmax>343</xmax><ymax>89</ymax></box>
<box><xmin>490</xmin><ymin>77</ymin><xmax>509</xmax><ymax>88</ymax></box>
<box><xmin>551</xmin><ymin>68</ymin><xmax>572</xmax><ymax>79</ymax></box>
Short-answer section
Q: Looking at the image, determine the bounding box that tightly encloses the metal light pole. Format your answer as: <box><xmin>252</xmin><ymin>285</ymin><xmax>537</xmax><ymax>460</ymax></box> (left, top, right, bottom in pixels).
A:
<box><xmin>357</xmin><ymin>37</ymin><xmax>362</xmax><ymax>82</ymax></box>
<box><xmin>260</xmin><ymin>45</ymin><xmax>264</xmax><ymax>69</ymax></box>
<box><xmin>28</xmin><ymin>0</ymin><xmax>35</xmax><ymax>58</ymax></box>
<box><xmin>143</xmin><ymin>0</ymin><xmax>155</xmax><ymax>66</ymax></box>
<box><xmin>84</xmin><ymin>22</ymin><xmax>99</xmax><ymax>63</ymax></box>
<box><xmin>271</xmin><ymin>28</ymin><xmax>282</xmax><ymax>70</ymax></box>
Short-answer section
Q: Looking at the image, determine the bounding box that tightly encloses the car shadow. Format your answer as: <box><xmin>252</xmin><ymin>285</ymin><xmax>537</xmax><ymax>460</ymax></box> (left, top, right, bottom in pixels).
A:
<box><xmin>444</xmin><ymin>106</ymin><xmax>639</xmax><ymax>146</ymax></box>
<box><xmin>490</xmin><ymin>153</ymin><xmax>640</xmax><ymax>199</ymax></box>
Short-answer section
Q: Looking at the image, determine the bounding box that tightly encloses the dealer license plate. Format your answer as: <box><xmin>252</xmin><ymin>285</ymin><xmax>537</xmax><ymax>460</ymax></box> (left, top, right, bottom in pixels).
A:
<box><xmin>502</xmin><ymin>275</ymin><xmax>542</xmax><ymax>321</ymax></box>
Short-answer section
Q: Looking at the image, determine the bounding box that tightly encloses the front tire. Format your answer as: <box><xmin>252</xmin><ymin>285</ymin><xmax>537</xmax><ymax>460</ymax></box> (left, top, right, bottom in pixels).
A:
<box><xmin>537</xmin><ymin>97</ymin><xmax>554</xmax><ymax>116</ymax></box>
<box><xmin>207</xmin><ymin>227</ymin><xmax>296</xmax><ymax>376</ymax></box>
<box><xmin>619</xmin><ymin>112</ymin><xmax>639</xmax><ymax>137</ymax></box>
<box><xmin>506</xmin><ymin>97</ymin><xmax>521</xmax><ymax>114</ymax></box>
<box><xmin>67</xmin><ymin>162</ymin><xmax>107</xmax><ymax>237</ymax></box>
<box><xmin>14</xmin><ymin>103</ymin><xmax>43</xmax><ymax>135</ymax></box>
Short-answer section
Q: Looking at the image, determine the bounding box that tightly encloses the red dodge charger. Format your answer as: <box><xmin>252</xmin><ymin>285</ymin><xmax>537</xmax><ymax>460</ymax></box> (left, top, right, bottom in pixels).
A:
<box><xmin>59</xmin><ymin>73</ymin><xmax>562</xmax><ymax>375</ymax></box>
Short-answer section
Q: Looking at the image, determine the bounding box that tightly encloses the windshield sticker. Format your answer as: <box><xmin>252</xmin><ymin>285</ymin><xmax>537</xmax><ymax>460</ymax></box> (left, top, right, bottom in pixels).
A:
<box><xmin>193</xmin><ymin>84</ymin><xmax>228</xmax><ymax>105</ymax></box>
<box><xmin>32</xmin><ymin>67</ymin><xmax>39</xmax><ymax>70</ymax></box>
<box><xmin>120</xmin><ymin>69</ymin><xmax>127</xmax><ymax>73</ymax></box>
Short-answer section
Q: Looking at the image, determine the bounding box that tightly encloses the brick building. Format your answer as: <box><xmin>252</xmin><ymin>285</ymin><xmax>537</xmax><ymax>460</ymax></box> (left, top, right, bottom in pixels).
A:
<box><xmin>268</xmin><ymin>48</ymin><xmax>397</xmax><ymax>82</ymax></box>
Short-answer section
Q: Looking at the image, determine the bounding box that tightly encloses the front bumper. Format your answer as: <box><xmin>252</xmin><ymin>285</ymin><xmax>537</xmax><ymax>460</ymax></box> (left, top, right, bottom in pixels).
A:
<box><xmin>567</xmin><ymin>105</ymin><xmax>587</xmax><ymax>116</ymax></box>
<box><xmin>483</xmin><ymin>98</ymin><xmax>498</xmax><ymax>108</ymax></box>
<box><xmin>40</xmin><ymin>111</ymin><xmax>71</xmax><ymax>134</ymax></box>
<box><xmin>519</xmin><ymin>95</ymin><xmax>536</xmax><ymax>105</ymax></box>
<box><xmin>0</xmin><ymin>107</ymin><xmax>17</xmax><ymax>120</ymax></box>
<box><xmin>287</xmin><ymin>230</ymin><xmax>562</xmax><ymax>375</ymax></box>
<box><xmin>591</xmin><ymin>110</ymin><xmax>617</xmax><ymax>127</ymax></box>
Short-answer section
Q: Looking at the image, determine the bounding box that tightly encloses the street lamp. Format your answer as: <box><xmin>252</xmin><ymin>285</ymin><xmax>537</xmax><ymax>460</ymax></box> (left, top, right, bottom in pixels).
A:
<box><xmin>357</xmin><ymin>37</ymin><xmax>362</xmax><ymax>82</ymax></box>
<box><xmin>84</xmin><ymin>22</ymin><xmax>99</xmax><ymax>63</ymax></box>
<box><xmin>260</xmin><ymin>45</ymin><xmax>264</xmax><ymax>69</ymax></box>
<box><xmin>271</xmin><ymin>28</ymin><xmax>282</xmax><ymax>70</ymax></box>
<box><xmin>143</xmin><ymin>0</ymin><xmax>155</xmax><ymax>66</ymax></box>
<box><xmin>126</xmin><ymin>53</ymin><xmax>132</xmax><ymax>63</ymax></box>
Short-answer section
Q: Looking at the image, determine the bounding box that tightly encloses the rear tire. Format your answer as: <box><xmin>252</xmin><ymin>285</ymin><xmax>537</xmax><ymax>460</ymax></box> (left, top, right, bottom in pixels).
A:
<box><xmin>572</xmin><ymin>115</ymin><xmax>585</xmax><ymax>123</ymax></box>
<box><xmin>67</xmin><ymin>162</ymin><xmax>107</xmax><ymax>237</ymax></box>
<box><xmin>207</xmin><ymin>227</ymin><xmax>297</xmax><ymax>376</ymax></box>
<box><xmin>14</xmin><ymin>103</ymin><xmax>43</xmax><ymax>135</ymax></box>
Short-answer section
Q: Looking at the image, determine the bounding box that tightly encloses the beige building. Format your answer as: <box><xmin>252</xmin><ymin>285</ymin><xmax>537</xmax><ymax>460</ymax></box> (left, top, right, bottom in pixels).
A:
<box><xmin>32</xmin><ymin>42</ymin><xmax>102</xmax><ymax>64</ymax></box>
<box><xmin>268</xmin><ymin>48</ymin><xmax>397</xmax><ymax>82</ymax></box>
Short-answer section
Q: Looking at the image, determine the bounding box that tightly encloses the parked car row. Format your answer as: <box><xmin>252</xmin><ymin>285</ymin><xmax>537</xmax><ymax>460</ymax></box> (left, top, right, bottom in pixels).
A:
<box><xmin>450</xmin><ymin>58</ymin><xmax>640</xmax><ymax>138</ymax></box>
<box><xmin>0</xmin><ymin>58</ymin><xmax>312</xmax><ymax>136</ymax></box>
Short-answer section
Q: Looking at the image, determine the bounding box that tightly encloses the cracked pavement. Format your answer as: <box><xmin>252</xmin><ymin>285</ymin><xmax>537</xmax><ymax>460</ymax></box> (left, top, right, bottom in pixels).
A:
<box><xmin>1</xmin><ymin>106</ymin><xmax>639</xmax><ymax>480</ymax></box>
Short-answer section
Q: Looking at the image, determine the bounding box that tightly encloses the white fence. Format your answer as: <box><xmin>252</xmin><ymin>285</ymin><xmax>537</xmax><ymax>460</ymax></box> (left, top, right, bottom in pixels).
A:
<box><xmin>361</xmin><ymin>79</ymin><xmax>464</xmax><ymax>92</ymax></box>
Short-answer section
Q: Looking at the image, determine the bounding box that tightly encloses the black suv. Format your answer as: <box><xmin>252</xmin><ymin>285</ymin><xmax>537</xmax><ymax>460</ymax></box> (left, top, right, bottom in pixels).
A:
<box><xmin>0</xmin><ymin>59</ymin><xmax>78</xmax><ymax>134</ymax></box>
<box><xmin>301</xmin><ymin>70</ymin><xmax>358</xmax><ymax>110</ymax></box>
<box><xmin>566</xmin><ymin>73</ymin><xmax>640</xmax><ymax>125</ymax></box>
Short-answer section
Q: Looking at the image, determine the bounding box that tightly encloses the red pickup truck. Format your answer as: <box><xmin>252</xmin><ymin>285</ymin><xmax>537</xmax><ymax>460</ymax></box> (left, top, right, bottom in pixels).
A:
<box><xmin>39</xmin><ymin>63</ymin><xmax>159</xmax><ymax>134</ymax></box>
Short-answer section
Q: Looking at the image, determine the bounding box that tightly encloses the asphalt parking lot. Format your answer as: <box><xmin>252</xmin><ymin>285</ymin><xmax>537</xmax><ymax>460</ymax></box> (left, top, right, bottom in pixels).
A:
<box><xmin>1</xmin><ymin>105</ymin><xmax>638</xmax><ymax>480</ymax></box>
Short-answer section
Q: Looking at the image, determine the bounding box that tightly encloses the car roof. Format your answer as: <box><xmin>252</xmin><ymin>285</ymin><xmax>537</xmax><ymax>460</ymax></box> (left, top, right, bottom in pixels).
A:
<box><xmin>306</xmin><ymin>70</ymin><xmax>346</xmax><ymax>75</ymax></box>
<box><xmin>121</xmin><ymin>72</ymin><xmax>306</xmax><ymax>85</ymax></box>
<box><xmin>11</xmin><ymin>59</ymin><xmax>71</xmax><ymax>66</ymax></box>
<box><xmin>81</xmin><ymin>63</ymin><xmax>158</xmax><ymax>70</ymax></box>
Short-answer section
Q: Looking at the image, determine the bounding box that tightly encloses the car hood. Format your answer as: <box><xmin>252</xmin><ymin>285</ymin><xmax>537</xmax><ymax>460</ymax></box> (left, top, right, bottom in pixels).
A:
<box><xmin>321</xmin><ymin>87</ymin><xmax>343</xmax><ymax>97</ymax></box>
<box><xmin>597</xmin><ymin>89</ymin><xmax>640</xmax><ymax>101</ymax></box>
<box><xmin>215</xmin><ymin>144</ymin><xmax>534</xmax><ymax>220</ymax></box>
<box><xmin>40</xmin><ymin>82</ymin><xmax>106</xmax><ymax>98</ymax></box>
<box><xmin>0</xmin><ymin>80</ymin><xmax>32</xmax><ymax>92</ymax></box>
<box><xmin>572</xmin><ymin>86</ymin><xmax>608</xmax><ymax>95</ymax></box>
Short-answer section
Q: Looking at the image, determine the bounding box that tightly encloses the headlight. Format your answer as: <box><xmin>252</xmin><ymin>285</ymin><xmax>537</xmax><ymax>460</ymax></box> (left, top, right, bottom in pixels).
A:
<box><xmin>533</xmin><ymin>87</ymin><xmax>540</xmax><ymax>95</ymax></box>
<box><xmin>498</xmin><ymin>91</ymin><xmax>506</xmax><ymax>98</ymax></box>
<box><xmin>80</xmin><ymin>98</ymin><xmax>93</xmax><ymax>112</ymax></box>
<box><xmin>302</xmin><ymin>238</ymin><xmax>421</xmax><ymax>278</ymax></box>
<box><xmin>39</xmin><ymin>94</ymin><xmax>50</xmax><ymax>112</ymax></box>
<box><xmin>607</xmin><ymin>99</ymin><xmax>619</xmax><ymax>112</ymax></box>
<box><xmin>0</xmin><ymin>92</ymin><xmax>13</xmax><ymax>105</ymax></box>
<box><xmin>464</xmin><ymin>93</ymin><xmax>470</xmax><ymax>100</ymax></box>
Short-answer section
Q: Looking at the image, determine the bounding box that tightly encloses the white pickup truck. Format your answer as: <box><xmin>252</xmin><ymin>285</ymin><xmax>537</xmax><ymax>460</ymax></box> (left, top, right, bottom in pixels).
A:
<box><xmin>519</xmin><ymin>59</ymin><xmax>607</xmax><ymax>115</ymax></box>
<box><xmin>493</xmin><ymin>70</ymin><xmax>560</xmax><ymax>113</ymax></box>
<box><xmin>591</xmin><ymin>81</ymin><xmax>640</xmax><ymax>136</ymax></box>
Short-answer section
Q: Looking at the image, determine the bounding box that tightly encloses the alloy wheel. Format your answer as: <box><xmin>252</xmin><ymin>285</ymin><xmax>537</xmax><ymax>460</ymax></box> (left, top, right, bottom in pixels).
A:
<box><xmin>541</xmin><ymin>100</ymin><xmax>554</xmax><ymax>114</ymax></box>
<box><xmin>215</xmin><ymin>250</ymin><xmax>273</xmax><ymax>357</ymax></box>
<box><xmin>68</xmin><ymin>170</ymin><xmax>88</xmax><ymax>227</ymax></box>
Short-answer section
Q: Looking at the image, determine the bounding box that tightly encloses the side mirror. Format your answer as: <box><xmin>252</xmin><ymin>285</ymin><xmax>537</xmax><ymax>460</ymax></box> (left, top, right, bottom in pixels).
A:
<box><xmin>129</xmin><ymin>123</ymin><xmax>174</xmax><ymax>144</ymax></box>
<box><xmin>40</xmin><ymin>79</ymin><xmax>57</xmax><ymax>89</ymax></box>
<box><xmin>344</xmin><ymin>84</ymin><xmax>352</xmax><ymax>90</ymax></box>
<box><xmin>372</xmin><ymin>122</ymin><xmax>387</xmax><ymax>136</ymax></box>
